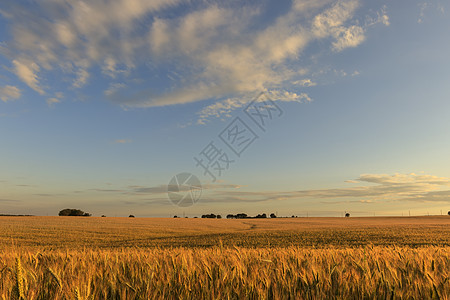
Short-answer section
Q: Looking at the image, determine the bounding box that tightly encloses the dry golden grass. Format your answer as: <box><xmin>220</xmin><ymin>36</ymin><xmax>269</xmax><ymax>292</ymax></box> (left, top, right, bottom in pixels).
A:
<box><xmin>0</xmin><ymin>216</ymin><xmax>449</xmax><ymax>299</ymax></box>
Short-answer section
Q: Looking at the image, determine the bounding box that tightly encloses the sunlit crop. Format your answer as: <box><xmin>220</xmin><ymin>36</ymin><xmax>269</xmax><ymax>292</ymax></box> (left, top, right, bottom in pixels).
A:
<box><xmin>0</xmin><ymin>216</ymin><xmax>449</xmax><ymax>299</ymax></box>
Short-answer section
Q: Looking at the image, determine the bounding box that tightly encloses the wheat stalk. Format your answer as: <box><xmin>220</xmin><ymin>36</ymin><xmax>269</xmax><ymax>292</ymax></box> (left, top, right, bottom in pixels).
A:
<box><xmin>74</xmin><ymin>287</ymin><xmax>81</xmax><ymax>300</ymax></box>
<box><xmin>48</xmin><ymin>268</ymin><xmax>62</xmax><ymax>289</ymax></box>
<box><xmin>15</xmin><ymin>257</ymin><xmax>25</xmax><ymax>300</ymax></box>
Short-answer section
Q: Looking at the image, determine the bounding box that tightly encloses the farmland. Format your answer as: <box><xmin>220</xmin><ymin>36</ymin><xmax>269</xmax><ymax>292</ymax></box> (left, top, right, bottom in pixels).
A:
<box><xmin>0</xmin><ymin>216</ymin><xmax>449</xmax><ymax>299</ymax></box>
<box><xmin>1</xmin><ymin>216</ymin><xmax>449</xmax><ymax>249</ymax></box>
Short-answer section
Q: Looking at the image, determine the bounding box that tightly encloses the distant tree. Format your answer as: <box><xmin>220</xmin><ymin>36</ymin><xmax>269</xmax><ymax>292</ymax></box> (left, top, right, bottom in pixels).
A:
<box><xmin>227</xmin><ymin>214</ymin><xmax>235</xmax><ymax>219</ymax></box>
<box><xmin>345</xmin><ymin>213</ymin><xmax>350</xmax><ymax>217</ymax></box>
<box><xmin>448</xmin><ymin>211</ymin><xmax>450</xmax><ymax>216</ymax></box>
<box><xmin>202</xmin><ymin>213</ymin><xmax>217</xmax><ymax>219</ymax></box>
<box><xmin>236</xmin><ymin>213</ymin><xmax>247</xmax><ymax>219</ymax></box>
<box><xmin>255</xmin><ymin>213</ymin><xmax>267</xmax><ymax>218</ymax></box>
<box><xmin>270</xmin><ymin>213</ymin><xmax>277</xmax><ymax>218</ymax></box>
<box><xmin>291</xmin><ymin>215</ymin><xmax>295</xmax><ymax>218</ymax></box>
<box><xmin>174</xmin><ymin>215</ymin><xmax>178</xmax><ymax>218</ymax></box>
<box><xmin>58</xmin><ymin>209</ymin><xmax>91</xmax><ymax>216</ymax></box>
<box><xmin>217</xmin><ymin>215</ymin><xmax>222</xmax><ymax>219</ymax></box>
<box><xmin>101</xmin><ymin>215</ymin><xmax>106</xmax><ymax>217</ymax></box>
<box><xmin>129</xmin><ymin>215</ymin><xmax>135</xmax><ymax>218</ymax></box>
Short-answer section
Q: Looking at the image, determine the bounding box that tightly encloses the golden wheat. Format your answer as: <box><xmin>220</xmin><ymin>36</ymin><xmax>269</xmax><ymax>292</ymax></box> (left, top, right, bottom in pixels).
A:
<box><xmin>1</xmin><ymin>216</ymin><xmax>449</xmax><ymax>249</ymax></box>
<box><xmin>1</xmin><ymin>216</ymin><xmax>449</xmax><ymax>299</ymax></box>
<box><xmin>14</xmin><ymin>257</ymin><xmax>25</xmax><ymax>300</ymax></box>
<box><xmin>0</xmin><ymin>246</ymin><xmax>448</xmax><ymax>299</ymax></box>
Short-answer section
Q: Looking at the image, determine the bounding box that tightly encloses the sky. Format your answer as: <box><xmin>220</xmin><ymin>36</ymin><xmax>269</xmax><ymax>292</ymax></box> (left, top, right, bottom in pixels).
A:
<box><xmin>1</xmin><ymin>0</ymin><xmax>450</xmax><ymax>217</ymax></box>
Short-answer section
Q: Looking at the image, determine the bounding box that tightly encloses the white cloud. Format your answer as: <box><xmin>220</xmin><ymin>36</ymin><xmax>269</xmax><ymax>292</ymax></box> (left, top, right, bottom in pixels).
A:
<box><xmin>197</xmin><ymin>97</ymin><xmax>248</xmax><ymax>125</ymax></box>
<box><xmin>332</xmin><ymin>25</ymin><xmax>365</xmax><ymax>51</ymax></box>
<box><xmin>129</xmin><ymin>182</ymin><xmax>242</xmax><ymax>195</ymax></box>
<box><xmin>267</xmin><ymin>90</ymin><xmax>312</xmax><ymax>103</ymax></box>
<box><xmin>293</xmin><ymin>79</ymin><xmax>317</xmax><ymax>87</ymax></box>
<box><xmin>105</xmin><ymin>83</ymin><xmax>126</xmax><ymax>96</ymax></box>
<box><xmin>1</xmin><ymin>0</ymin><xmax>389</xmax><ymax>111</ymax></box>
<box><xmin>102</xmin><ymin>57</ymin><xmax>118</xmax><ymax>78</ymax></box>
<box><xmin>149</xmin><ymin>18</ymin><xmax>171</xmax><ymax>55</ymax></box>
<box><xmin>0</xmin><ymin>85</ymin><xmax>21</xmax><ymax>102</ymax></box>
<box><xmin>419</xmin><ymin>2</ymin><xmax>430</xmax><ymax>23</ymax></box>
<box><xmin>46</xmin><ymin>92</ymin><xmax>64</xmax><ymax>107</ymax></box>
<box><xmin>418</xmin><ymin>0</ymin><xmax>446</xmax><ymax>23</ymax></box>
<box><xmin>366</xmin><ymin>5</ymin><xmax>390</xmax><ymax>27</ymax></box>
<box><xmin>12</xmin><ymin>60</ymin><xmax>44</xmax><ymax>94</ymax></box>
<box><xmin>356</xmin><ymin>173</ymin><xmax>450</xmax><ymax>185</ymax></box>
<box><xmin>3</xmin><ymin>0</ymin><xmax>183</xmax><ymax>91</ymax></box>
<box><xmin>196</xmin><ymin>90</ymin><xmax>312</xmax><ymax>124</ymax></box>
<box><xmin>312</xmin><ymin>0</ymin><xmax>359</xmax><ymax>38</ymax></box>
<box><xmin>73</xmin><ymin>68</ymin><xmax>89</xmax><ymax>88</ymax></box>
<box><xmin>55</xmin><ymin>22</ymin><xmax>76</xmax><ymax>47</ymax></box>
<box><xmin>102</xmin><ymin>57</ymin><xmax>130</xmax><ymax>78</ymax></box>
<box><xmin>311</xmin><ymin>0</ymin><xmax>367</xmax><ymax>52</ymax></box>
<box><xmin>378</xmin><ymin>6</ymin><xmax>390</xmax><ymax>26</ymax></box>
<box><xmin>204</xmin><ymin>172</ymin><xmax>450</xmax><ymax>204</ymax></box>
<box><xmin>46</xmin><ymin>98</ymin><xmax>60</xmax><ymax>107</ymax></box>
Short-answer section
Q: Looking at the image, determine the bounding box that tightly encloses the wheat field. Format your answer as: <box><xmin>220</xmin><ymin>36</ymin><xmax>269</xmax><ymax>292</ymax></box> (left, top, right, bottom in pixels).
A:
<box><xmin>1</xmin><ymin>216</ymin><xmax>449</xmax><ymax>299</ymax></box>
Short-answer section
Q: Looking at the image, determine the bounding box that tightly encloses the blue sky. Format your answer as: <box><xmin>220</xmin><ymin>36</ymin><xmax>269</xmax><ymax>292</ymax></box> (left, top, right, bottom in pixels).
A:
<box><xmin>1</xmin><ymin>0</ymin><xmax>450</xmax><ymax>217</ymax></box>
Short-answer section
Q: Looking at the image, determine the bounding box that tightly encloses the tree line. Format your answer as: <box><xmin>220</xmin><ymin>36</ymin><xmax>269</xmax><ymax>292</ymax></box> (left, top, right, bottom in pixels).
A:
<box><xmin>201</xmin><ymin>213</ymin><xmax>277</xmax><ymax>219</ymax></box>
<box><xmin>59</xmin><ymin>208</ymin><xmax>450</xmax><ymax>218</ymax></box>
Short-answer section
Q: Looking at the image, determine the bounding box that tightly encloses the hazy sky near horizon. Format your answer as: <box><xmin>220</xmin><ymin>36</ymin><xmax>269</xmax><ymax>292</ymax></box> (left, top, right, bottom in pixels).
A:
<box><xmin>1</xmin><ymin>0</ymin><xmax>450</xmax><ymax>217</ymax></box>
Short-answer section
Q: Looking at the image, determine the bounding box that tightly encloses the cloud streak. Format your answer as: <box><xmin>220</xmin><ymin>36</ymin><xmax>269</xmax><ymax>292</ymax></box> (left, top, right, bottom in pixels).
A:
<box><xmin>0</xmin><ymin>85</ymin><xmax>21</xmax><ymax>102</ymax></box>
<box><xmin>199</xmin><ymin>173</ymin><xmax>450</xmax><ymax>204</ymax></box>
<box><xmin>105</xmin><ymin>172</ymin><xmax>450</xmax><ymax>206</ymax></box>
<box><xmin>12</xmin><ymin>60</ymin><xmax>44</xmax><ymax>95</ymax></box>
<box><xmin>196</xmin><ymin>90</ymin><xmax>312</xmax><ymax>124</ymax></box>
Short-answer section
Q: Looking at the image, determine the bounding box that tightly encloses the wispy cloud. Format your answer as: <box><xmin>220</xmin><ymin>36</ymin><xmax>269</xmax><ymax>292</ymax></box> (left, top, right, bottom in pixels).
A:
<box><xmin>105</xmin><ymin>83</ymin><xmax>126</xmax><ymax>96</ymax></box>
<box><xmin>0</xmin><ymin>198</ymin><xmax>20</xmax><ymax>202</ymax></box>
<box><xmin>46</xmin><ymin>92</ymin><xmax>63</xmax><ymax>107</ymax></box>
<box><xmin>12</xmin><ymin>59</ymin><xmax>44</xmax><ymax>95</ymax></box>
<box><xmin>46</xmin><ymin>98</ymin><xmax>60</xmax><ymax>107</ymax></box>
<box><xmin>33</xmin><ymin>193</ymin><xmax>61</xmax><ymax>197</ymax></box>
<box><xmin>196</xmin><ymin>90</ymin><xmax>312</xmax><ymax>124</ymax></box>
<box><xmin>418</xmin><ymin>0</ymin><xmax>445</xmax><ymax>23</ymax></box>
<box><xmin>197</xmin><ymin>173</ymin><xmax>450</xmax><ymax>204</ymax></box>
<box><xmin>0</xmin><ymin>85</ymin><xmax>21</xmax><ymax>102</ymax></box>
<box><xmin>116</xmin><ymin>172</ymin><xmax>450</xmax><ymax>205</ymax></box>
<box><xmin>130</xmin><ymin>182</ymin><xmax>243</xmax><ymax>195</ymax></box>
<box><xmin>366</xmin><ymin>5</ymin><xmax>390</xmax><ymax>27</ymax></box>
<box><xmin>57</xmin><ymin>172</ymin><xmax>450</xmax><ymax>207</ymax></box>
<box><xmin>293</xmin><ymin>79</ymin><xmax>317</xmax><ymax>87</ymax></box>
<box><xmin>0</xmin><ymin>0</ymin><xmax>389</xmax><ymax>114</ymax></box>
<box><xmin>73</xmin><ymin>68</ymin><xmax>89</xmax><ymax>88</ymax></box>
